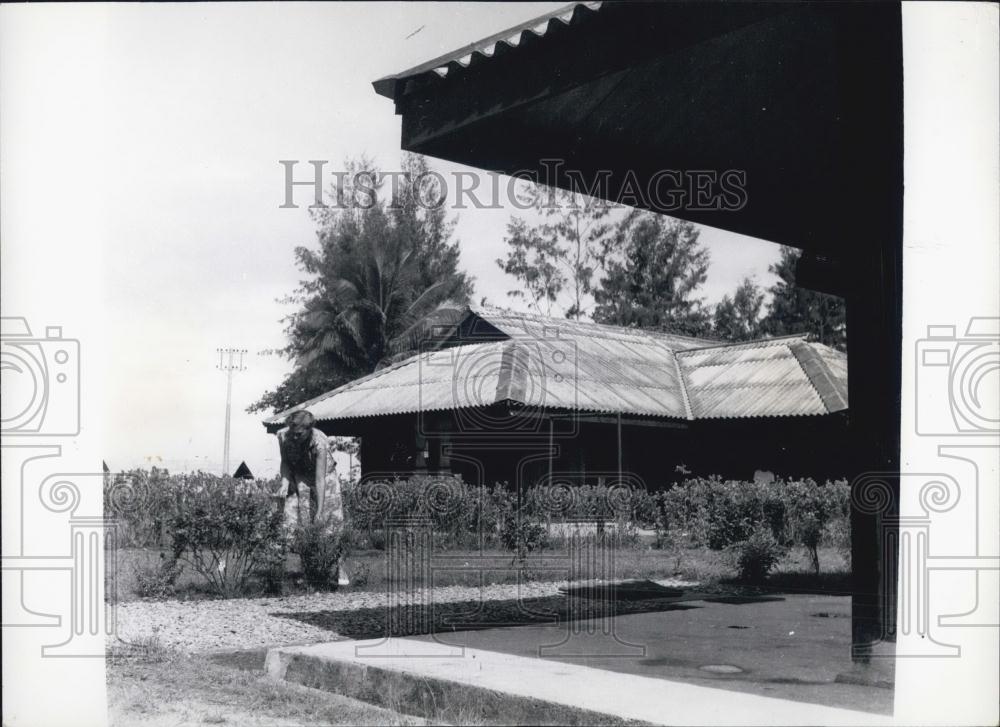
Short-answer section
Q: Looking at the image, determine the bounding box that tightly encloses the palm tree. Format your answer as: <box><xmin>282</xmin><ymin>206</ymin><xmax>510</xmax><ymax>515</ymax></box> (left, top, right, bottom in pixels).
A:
<box><xmin>295</xmin><ymin>220</ymin><xmax>456</xmax><ymax>375</ymax></box>
<box><xmin>250</xmin><ymin>155</ymin><xmax>473</xmax><ymax>414</ymax></box>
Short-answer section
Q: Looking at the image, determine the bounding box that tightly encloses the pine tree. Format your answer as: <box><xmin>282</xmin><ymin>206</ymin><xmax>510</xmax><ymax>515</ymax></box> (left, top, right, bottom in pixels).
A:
<box><xmin>592</xmin><ymin>210</ymin><xmax>712</xmax><ymax>337</ymax></box>
<box><xmin>713</xmin><ymin>277</ymin><xmax>765</xmax><ymax>341</ymax></box>
<box><xmin>761</xmin><ymin>246</ymin><xmax>846</xmax><ymax>350</ymax></box>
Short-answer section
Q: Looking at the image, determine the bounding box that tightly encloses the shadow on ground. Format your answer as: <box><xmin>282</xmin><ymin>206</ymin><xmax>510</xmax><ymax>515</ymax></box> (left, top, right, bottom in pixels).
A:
<box><xmin>212</xmin><ymin>581</ymin><xmax>892</xmax><ymax>718</ymax></box>
<box><xmin>273</xmin><ymin>580</ymin><xmax>705</xmax><ymax>640</ymax></box>
<box><xmin>720</xmin><ymin>571</ymin><xmax>853</xmax><ymax>596</ymax></box>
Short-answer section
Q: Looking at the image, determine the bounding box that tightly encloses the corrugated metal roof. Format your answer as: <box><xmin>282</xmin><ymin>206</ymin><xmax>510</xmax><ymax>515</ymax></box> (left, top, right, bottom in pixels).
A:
<box><xmin>676</xmin><ymin>337</ymin><xmax>848</xmax><ymax>419</ymax></box>
<box><xmin>265</xmin><ymin>307</ymin><xmax>848</xmax><ymax>427</ymax></box>
<box><xmin>373</xmin><ymin>2</ymin><xmax>605</xmax><ymax>99</ymax></box>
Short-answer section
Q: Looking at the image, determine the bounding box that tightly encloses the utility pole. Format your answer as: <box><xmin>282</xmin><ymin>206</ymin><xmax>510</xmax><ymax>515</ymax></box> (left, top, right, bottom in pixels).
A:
<box><xmin>217</xmin><ymin>348</ymin><xmax>247</xmax><ymax>476</ymax></box>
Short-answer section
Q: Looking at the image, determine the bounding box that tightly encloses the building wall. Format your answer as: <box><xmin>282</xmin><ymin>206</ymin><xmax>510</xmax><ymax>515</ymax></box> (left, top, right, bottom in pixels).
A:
<box><xmin>345</xmin><ymin>411</ymin><xmax>851</xmax><ymax>489</ymax></box>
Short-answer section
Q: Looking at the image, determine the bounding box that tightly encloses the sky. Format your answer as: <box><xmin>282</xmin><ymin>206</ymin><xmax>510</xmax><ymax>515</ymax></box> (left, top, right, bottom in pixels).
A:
<box><xmin>3</xmin><ymin>3</ymin><xmax>782</xmax><ymax>477</ymax></box>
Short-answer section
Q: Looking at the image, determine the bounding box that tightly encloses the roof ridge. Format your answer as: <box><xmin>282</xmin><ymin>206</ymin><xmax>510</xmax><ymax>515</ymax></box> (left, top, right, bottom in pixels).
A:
<box><xmin>670</xmin><ymin>349</ymin><xmax>694</xmax><ymax>421</ymax></box>
<box><xmin>679</xmin><ymin>352</ymin><xmax>800</xmax><ymax>370</ymax></box>
<box><xmin>788</xmin><ymin>341</ymin><xmax>849</xmax><ymax>413</ymax></box>
<box><xmin>683</xmin><ymin>381</ymin><xmax>817</xmax><ymax>391</ymax></box>
<box><xmin>676</xmin><ymin>334</ymin><xmax>808</xmax><ymax>355</ymax></box>
<box><xmin>470</xmin><ymin>303</ymin><xmax>718</xmax><ymax>348</ymax></box>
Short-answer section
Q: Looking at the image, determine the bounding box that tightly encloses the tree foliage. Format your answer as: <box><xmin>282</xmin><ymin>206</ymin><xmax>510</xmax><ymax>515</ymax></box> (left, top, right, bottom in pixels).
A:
<box><xmin>249</xmin><ymin>155</ymin><xmax>473</xmax><ymax>414</ymax></box>
<box><xmin>712</xmin><ymin>276</ymin><xmax>765</xmax><ymax>341</ymax></box>
<box><xmin>761</xmin><ymin>246</ymin><xmax>847</xmax><ymax>350</ymax></box>
<box><xmin>591</xmin><ymin>210</ymin><xmax>712</xmax><ymax>337</ymax></box>
<box><xmin>496</xmin><ymin>186</ymin><xmax>613</xmax><ymax>319</ymax></box>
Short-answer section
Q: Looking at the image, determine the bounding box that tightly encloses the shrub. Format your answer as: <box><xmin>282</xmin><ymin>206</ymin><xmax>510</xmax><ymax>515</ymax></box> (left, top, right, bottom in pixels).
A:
<box><xmin>499</xmin><ymin>514</ymin><xmax>548</xmax><ymax>560</ymax></box>
<box><xmin>696</xmin><ymin>478</ymin><xmax>788</xmax><ymax>550</ymax></box>
<box><xmin>732</xmin><ymin>526</ymin><xmax>787</xmax><ymax>582</ymax></box>
<box><xmin>168</xmin><ymin>473</ymin><xmax>284</xmax><ymax>598</ymax></box>
<box><xmin>259</xmin><ymin>540</ymin><xmax>287</xmax><ymax>596</ymax></box>
<box><xmin>526</xmin><ymin>482</ymin><xmax>653</xmax><ymax>549</ymax></box>
<box><xmin>348</xmin><ymin>560</ymin><xmax>371</xmax><ymax>588</ymax></box>
<box><xmin>656</xmin><ymin>476</ymin><xmax>849</xmax><ymax>561</ymax></box>
<box><xmin>104</xmin><ymin>469</ymin><xmax>284</xmax><ymax>551</ymax></box>
<box><xmin>829</xmin><ymin>514</ymin><xmax>852</xmax><ymax>570</ymax></box>
<box><xmin>784</xmin><ymin>478</ymin><xmax>850</xmax><ymax>574</ymax></box>
<box><xmin>470</xmin><ymin>483</ymin><xmax>514</xmax><ymax>547</ymax></box>
<box><xmin>291</xmin><ymin>513</ymin><xmax>347</xmax><ymax>590</ymax></box>
<box><xmin>104</xmin><ymin>467</ymin><xmax>176</xmax><ymax>549</ymax></box>
<box><xmin>345</xmin><ymin>475</ymin><xmax>508</xmax><ymax>549</ymax></box>
<box><xmin>132</xmin><ymin>556</ymin><xmax>182</xmax><ymax>599</ymax></box>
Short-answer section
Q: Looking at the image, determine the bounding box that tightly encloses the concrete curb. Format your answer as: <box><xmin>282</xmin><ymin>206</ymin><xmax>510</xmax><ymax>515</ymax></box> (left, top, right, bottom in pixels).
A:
<box><xmin>265</xmin><ymin>646</ymin><xmax>646</xmax><ymax>725</ymax></box>
<box><xmin>266</xmin><ymin>639</ymin><xmax>894</xmax><ymax>726</ymax></box>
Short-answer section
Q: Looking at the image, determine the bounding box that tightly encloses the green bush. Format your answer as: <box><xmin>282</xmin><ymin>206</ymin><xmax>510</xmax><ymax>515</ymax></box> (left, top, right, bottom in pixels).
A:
<box><xmin>132</xmin><ymin>556</ymin><xmax>182</xmax><ymax>599</ymax></box>
<box><xmin>693</xmin><ymin>477</ymin><xmax>789</xmax><ymax>550</ymax></box>
<box><xmin>168</xmin><ymin>473</ymin><xmax>284</xmax><ymax>598</ymax></box>
<box><xmin>105</xmin><ymin>469</ymin><xmax>283</xmax><ymax>552</ymax></box>
<box><xmin>106</xmin><ymin>468</ymin><xmax>850</xmax><ymax>595</ymax></box>
<box><xmin>259</xmin><ymin>540</ymin><xmax>287</xmax><ymax>596</ymax></box>
<box><xmin>342</xmin><ymin>475</ymin><xmax>851</xmax><ymax>564</ymax></box>
<box><xmin>291</xmin><ymin>513</ymin><xmax>347</xmax><ymax>589</ymax></box>
<box><xmin>104</xmin><ymin>467</ymin><xmax>176</xmax><ymax>549</ymax></box>
<box><xmin>345</xmin><ymin>475</ymin><xmax>509</xmax><ymax>549</ymax></box>
<box><xmin>656</xmin><ymin>476</ymin><xmax>849</xmax><ymax>562</ymax></box>
<box><xmin>347</xmin><ymin>559</ymin><xmax>371</xmax><ymax>588</ymax></box>
<box><xmin>732</xmin><ymin>526</ymin><xmax>787</xmax><ymax>582</ymax></box>
<box><xmin>525</xmin><ymin>482</ymin><xmax>655</xmax><ymax>549</ymax></box>
<box><xmin>499</xmin><ymin>514</ymin><xmax>548</xmax><ymax>560</ymax></box>
<box><xmin>785</xmin><ymin>479</ymin><xmax>850</xmax><ymax>573</ymax></box>
<box><xmin>470</xmin><ymin>483</ymin><xmax>515</xmax><ymax>546</ymax></box>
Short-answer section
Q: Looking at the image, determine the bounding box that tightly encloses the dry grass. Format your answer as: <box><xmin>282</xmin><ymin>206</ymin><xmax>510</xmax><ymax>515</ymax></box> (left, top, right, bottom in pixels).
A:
<box><xmin>108</xmin><ymin>542</ymin><xmax>849</xmax><ymax>603</ymax></box>
<box><xmin>107</xmin><ymin>646</ymin><xmax>428</xmax><ymax>726</ymax></box>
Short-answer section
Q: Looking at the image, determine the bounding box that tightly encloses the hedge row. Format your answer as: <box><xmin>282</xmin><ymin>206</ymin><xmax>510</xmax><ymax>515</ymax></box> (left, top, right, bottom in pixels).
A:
<box><xmin>105</xmin><ymin>470</ymin><xmax>849</xmax><ymax>585</ymax></box>
<box><xmin>103</xmin><ymin>468</ymin><xmax>281</xmax><ymax>550</ymax></box>
<box><xmin>344</xmin><ymin>474</ymin><xmax>849</xmax><ymax>569</ymax></box>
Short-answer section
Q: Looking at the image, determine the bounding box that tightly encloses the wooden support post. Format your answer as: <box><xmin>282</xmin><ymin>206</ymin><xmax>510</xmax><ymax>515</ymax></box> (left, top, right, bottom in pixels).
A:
<box><xmin>617</xmin><ymin>413</ymin><xmax>623</xmax><ymax>485</ymax></box>
<box><xmin>414</xmin><ymin>425</ymin><xmax>428</xmax><ymax>474</ymax></box>
<box><xmin>438</xmin><ymin>432</ymin><xmax>451</xmax><ymax>474</ymax></box>
<box><xmin>596</xmin><ymin>473</ymin><xmax>605</xmax><ymax>536</ymax></box>
<box><xmin>548</xmin><ymin>418</ymin><xmax>554</xmax><ymax>482</ymax></box>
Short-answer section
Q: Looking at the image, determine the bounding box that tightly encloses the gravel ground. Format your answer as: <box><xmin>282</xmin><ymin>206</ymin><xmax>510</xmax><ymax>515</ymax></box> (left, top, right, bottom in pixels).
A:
<box><xmin>111</xmin><ymin>578</ymin><xmax>697</xmax><ymax>654</ymax></box>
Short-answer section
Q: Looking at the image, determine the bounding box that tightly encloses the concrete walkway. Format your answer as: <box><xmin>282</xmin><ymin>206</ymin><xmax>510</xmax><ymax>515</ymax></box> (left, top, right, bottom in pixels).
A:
<box><xmin>266</xmin><ymin>637</ymin><xmax>893</xmax><ymax>726</ymax></box>
<box><xmin>414</xmin><ymin>592</ymin><xmax>893</xmax><ymax>713</ymax></box>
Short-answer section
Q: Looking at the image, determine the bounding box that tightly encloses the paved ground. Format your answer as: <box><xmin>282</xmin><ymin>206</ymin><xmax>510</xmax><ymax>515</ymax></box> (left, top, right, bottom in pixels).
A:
<box><xmin>118</xmin><ymin>578</ymin><xmax>893</xmax><ymax>722</ymax></box>
<box><xmin>267</xmin><ymin>634</ymin><xmax>892</xmax><ymax>726</ymax></box>
<box><xmin>409</xmin><ymin>591</ymin><xmax>893</xmax><ymax>715</ymax></box>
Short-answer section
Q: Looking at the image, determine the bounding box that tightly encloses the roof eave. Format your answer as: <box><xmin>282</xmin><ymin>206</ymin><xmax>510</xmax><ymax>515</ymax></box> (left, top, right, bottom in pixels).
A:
<box><xmin>371</xmin><ymin>1</ymin><xmax>602</xmax><ymax>101</ymax></box>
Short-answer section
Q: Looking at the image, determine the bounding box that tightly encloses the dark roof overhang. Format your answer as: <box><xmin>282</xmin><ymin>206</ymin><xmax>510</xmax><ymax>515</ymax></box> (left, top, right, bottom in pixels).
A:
<box><xmin>373</xmin><ymin>1</ymin><xmax>902</xmax><ymax>259</ymax></box>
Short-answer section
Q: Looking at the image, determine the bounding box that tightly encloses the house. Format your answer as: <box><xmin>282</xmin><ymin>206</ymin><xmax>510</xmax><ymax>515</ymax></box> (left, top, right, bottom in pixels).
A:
<box><xmin>264</xmin><ymin>305</ymin><xmax>848</xmax><ymax>489</ymax></box>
